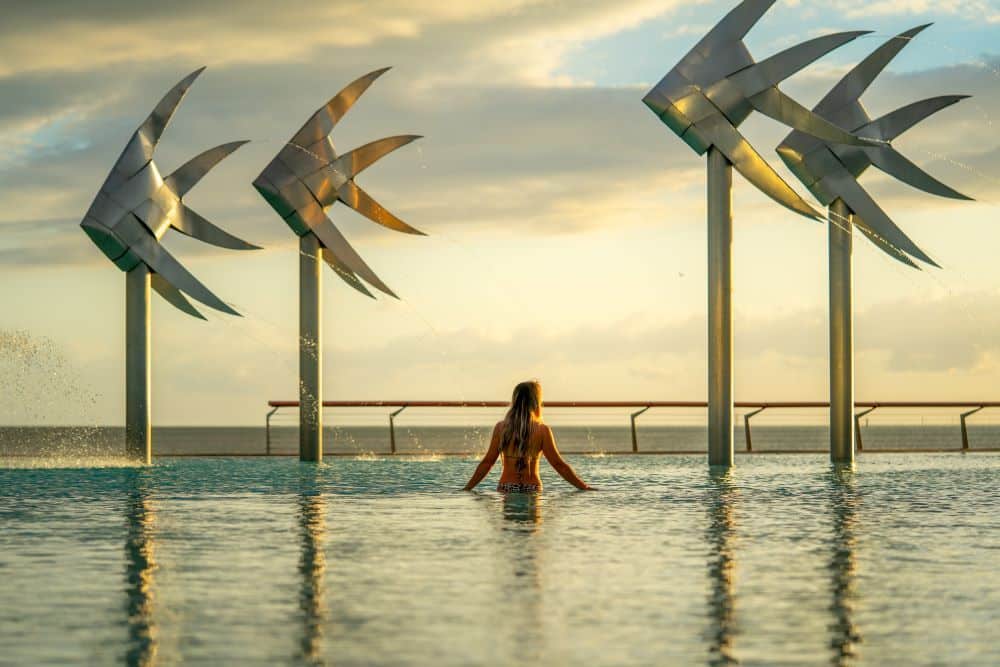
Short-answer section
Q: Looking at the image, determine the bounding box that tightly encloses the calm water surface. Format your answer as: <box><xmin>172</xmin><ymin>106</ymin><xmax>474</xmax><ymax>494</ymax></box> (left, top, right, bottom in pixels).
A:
<box><xmin>1</xmin><ymin>454</ymin><xmax>998</xmax><ymax>666</ymax></box>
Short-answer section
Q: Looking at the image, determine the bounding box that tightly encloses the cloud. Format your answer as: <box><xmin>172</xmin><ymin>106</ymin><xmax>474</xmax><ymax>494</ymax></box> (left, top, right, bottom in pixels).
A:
<box><xmin>827</xmin><ymin>0</ymin><xmax>1000</xmax><ymax>22</ymax></box>
<box><xmin>0</xmin><ymin>0</ymin><xmax>998</xmax><ymax>426</ymax></box>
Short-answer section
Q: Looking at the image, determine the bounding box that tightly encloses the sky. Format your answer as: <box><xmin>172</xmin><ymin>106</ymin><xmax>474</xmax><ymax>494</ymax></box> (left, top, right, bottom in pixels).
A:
<box><xmin>1</xmin><ymin>0</ymin><xmax>999</xmax><ymax>426</ymax></box>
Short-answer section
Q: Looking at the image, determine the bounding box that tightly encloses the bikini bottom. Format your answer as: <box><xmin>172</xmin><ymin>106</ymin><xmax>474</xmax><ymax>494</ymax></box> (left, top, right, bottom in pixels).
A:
<box><xmin>497</xmin><ymin>482</ymin><xmax>540</xmax><ymax>493</ymax></box>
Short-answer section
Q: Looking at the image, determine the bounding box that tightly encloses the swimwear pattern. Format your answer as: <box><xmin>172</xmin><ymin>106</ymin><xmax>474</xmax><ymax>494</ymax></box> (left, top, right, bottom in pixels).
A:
<box><xmin>497</xmin><ymin>482</ymin><xmax>540</xmax><ymax>493</ymax></box>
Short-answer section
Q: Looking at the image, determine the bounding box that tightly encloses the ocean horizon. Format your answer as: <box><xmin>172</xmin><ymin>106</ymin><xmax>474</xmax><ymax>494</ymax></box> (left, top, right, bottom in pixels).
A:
<box><xmin>2</xmin><ymin>423</ymin><xmax>998</xmax><ymax>459</ymax></box>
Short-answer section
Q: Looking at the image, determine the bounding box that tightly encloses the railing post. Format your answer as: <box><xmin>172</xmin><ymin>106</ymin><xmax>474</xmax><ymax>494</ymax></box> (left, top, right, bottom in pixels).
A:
<box><xmin>266</xmin><ymin>406</ymin><xmax>280</xmax><ymax>455</ymax></box>
<box><xmin>854</xmin><ymin>406</ymin><xmax>877</xmax><ymax>454</ymax></box>
<box><xmin>960</xmin><ymin>406</ymin><xmax>984</xmax><ymax>451</ymax></box>
<box><xmin>743</xmin><ymin>407</ymin><xmax>766</xmax><ymax>453</ymax></box>
<box><xmin>389</xmin><ymin>406</ymin><xmax>407</xmax><ymax>455</ymax></box>
<box><xmin>630</xmin><ymin>406</ymin><xmax>651</xmax><ymax>453</ymax></box>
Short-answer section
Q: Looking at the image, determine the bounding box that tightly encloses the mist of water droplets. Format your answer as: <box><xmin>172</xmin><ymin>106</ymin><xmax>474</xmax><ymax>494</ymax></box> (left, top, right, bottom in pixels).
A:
<box><xmin>0</xmin><ymin>329</ymin><xmax>125</xmax><ymax>464</ymax></box>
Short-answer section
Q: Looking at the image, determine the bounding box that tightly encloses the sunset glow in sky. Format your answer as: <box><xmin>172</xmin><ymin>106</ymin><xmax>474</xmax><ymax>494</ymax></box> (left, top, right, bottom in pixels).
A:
<box><xmin>1</xmin><ymin>0</ymin><xmax>999</xmax><ymax>425</ymax></box>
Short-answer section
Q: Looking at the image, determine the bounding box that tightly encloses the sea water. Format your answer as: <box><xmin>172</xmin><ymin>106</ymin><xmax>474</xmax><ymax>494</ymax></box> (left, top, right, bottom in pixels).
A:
<box><xmin>1</xmin><ymin>453</ymin><xmax>998</xmax><ymax>666</ymax></box>
<box><xmin>1</xmin><ymin>423</ymin><xmax>998</xmax><ymax>458</ymax></box>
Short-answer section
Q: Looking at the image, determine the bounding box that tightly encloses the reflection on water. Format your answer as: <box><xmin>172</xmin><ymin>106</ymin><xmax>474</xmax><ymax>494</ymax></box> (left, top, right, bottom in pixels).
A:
<box><xmin>498</xmin><ymin>492</ymin><xmax>544</xmax><ymax>659</ymax></box>
<box><xmin>124</xmin><ymin>470</ymin><xmax>157</xmax><ymax>667</ymax></box>
<box><xmin>1</xmin><ymin>455</ymin><xmax>996</xmax><ymax>666</ymax></box>
<box><xmin>298</xmin><ymin>482</ymin><xmax>328</xmax><ymax>666</ymax></box>
<box><xmin>828</xmin><ymin>468</ymin><xmax>862</xmax><ymax>666</ymax></box>
<box><xmin>500</xmin><ymin>492</ymin><xmax>543</xmax><ymax>533</ymax></box>
<box><xmin>705</xmin><ymin>471</ymin><xmax>738</xmax><ymax>666</ymax></box>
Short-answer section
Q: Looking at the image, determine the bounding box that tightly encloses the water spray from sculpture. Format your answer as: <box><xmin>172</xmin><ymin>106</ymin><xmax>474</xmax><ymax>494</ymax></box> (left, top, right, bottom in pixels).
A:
<box><xmin>80</xmin><ymin>67</ymin><xmax>259</xmax><ymax>464</ymax></box>
<box><xmin>642</xmin><ymin>0</ymin><xmax>884</xmax><ymax>466</ymax></box>
<box><xmin>776</xmin><ymin>25</ymin><xmax>973</xmax><ymax>463</ymax></box>
<box><xmin>253</xmin><ymin>67</ymin><xmax>424</xmax><ymax>462</ymax></box>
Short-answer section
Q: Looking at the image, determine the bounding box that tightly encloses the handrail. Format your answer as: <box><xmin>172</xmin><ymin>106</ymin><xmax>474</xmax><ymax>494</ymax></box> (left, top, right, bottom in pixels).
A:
<box><xmin>268</xmin><ymin>400</ymin><xmax>1000</xmax><ymax>409</ymax></box>
<box><xmin>264</xmin><ymin>400</ymin><xmax>999</xmax><ymax>455</ymax></box>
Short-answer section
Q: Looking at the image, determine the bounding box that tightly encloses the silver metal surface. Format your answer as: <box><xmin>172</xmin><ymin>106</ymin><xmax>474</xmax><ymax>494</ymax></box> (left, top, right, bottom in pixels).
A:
<box><xmin>125</xmin><ymin>265</ymin><xmax>151</xmax><ymax>464</ymax></box>
<box><xmin>300</xmin><ymin>234</ymin><xmax>323</xmax><ymax>463</ymax></box>
<box><xmin>707</xmin><ymin>148</ymin><xmax>734</xmax><ymax>467</ymax></box>
<box><xmin>777</xmin><ymin>26</ymin><xmax>972</xmax><ymax>268</ymax></box>
<box><xmin>81</xmin><ymin>68</ymin><xmax>255</xmax><ymax>463</ymax></box>
<box><xmin>828</xmin><ymin>199</ymin><xmax>855</xmax><ymax>464</ymax></box>
<box><xmin>81</xmin><ymin>68</ymin><xmax>257</xmax><ymax>318</ymax></box>
<box><xmin>641</xmin><ymin>0</ymin><xmax>881</xmax><ymax>468</ymax></box>
<box><xmin>775</xmin><ymin>26</ymin><xmax>972</xmax><ymax>462</ymax></box>
<box><xmin>254</xmin><ymin>68</ymin><xmax>424</xmax><ymax>298</ymax></box>
<box><xmin>643</xmin><ymin>0</ymin><xmax>881</xmax><ymax>219</ymax></box>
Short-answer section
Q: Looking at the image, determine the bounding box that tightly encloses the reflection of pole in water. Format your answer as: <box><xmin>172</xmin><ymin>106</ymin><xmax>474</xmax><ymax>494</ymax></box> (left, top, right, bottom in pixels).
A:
<box><xmin>298</xmin><ymin>493</ymin><xmax>327</xmax><ymax>665</ymax></box>
<box><xmin>124</xmin><ymin>473</ymin><xmax>157</xmax><ymax>667</ymax></box>
<box><xmin>705</xmin><ymin>472</ymin><xmax>738</xmax><ymax>667</ymax></box>
<box><xmin>828</xmin><ymin>469</ymin><xmax>862</xmax><ymax>665</ymax></box>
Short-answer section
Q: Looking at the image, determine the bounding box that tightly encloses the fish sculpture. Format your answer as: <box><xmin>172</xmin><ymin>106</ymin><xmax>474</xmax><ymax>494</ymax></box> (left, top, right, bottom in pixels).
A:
<box><xmin>642</xmin><ymin>0</ymin><xmax>885</xmax><ymax>219</ymax></box>
<box><xmin>80</xmin><ymin>67</ymin><xmax>258</xmax><ymax>319</ymax></box>
<box><xmin>777</xmin><ymin>25</ymin><xmax>972</xmax><ymax>268</ymax></box>
<box><xmin>253</xmin><ymin>67</ymin><xmax>423</xmax><ymax>298</ymax></box>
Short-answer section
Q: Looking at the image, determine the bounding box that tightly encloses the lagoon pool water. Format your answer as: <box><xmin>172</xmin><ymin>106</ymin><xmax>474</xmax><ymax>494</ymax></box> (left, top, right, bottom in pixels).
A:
<box><xmin>1</xmin><ymin>453</ymin><xmax>998</xmax><ymax>666</ymax></box>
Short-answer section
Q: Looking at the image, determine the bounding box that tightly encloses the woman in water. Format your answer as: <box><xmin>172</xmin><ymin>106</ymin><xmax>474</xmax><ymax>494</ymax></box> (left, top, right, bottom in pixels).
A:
<box><xmin>463</xmin><ymin>380</ymin><xmax>595</xmax><ymax>492</ymax></box>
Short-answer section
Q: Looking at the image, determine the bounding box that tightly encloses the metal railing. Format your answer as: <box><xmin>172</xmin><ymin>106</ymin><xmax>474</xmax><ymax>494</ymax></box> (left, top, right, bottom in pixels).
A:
<box><xmin>265</xmin><ymin>400</ymin><xmax>1000</xmax><ymax>455</ymax></box>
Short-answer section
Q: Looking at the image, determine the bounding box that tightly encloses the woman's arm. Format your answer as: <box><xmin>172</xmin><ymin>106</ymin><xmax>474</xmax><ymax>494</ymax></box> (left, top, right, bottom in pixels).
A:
<box><xmin>540</xmin><ymin>424</ymin><xmax>594</xmax><ymax>490</ymax></box>
<box><xmin>462</xmin><ymin>423</ymin><xmax>502</xmax><ymax>490</ymax></box>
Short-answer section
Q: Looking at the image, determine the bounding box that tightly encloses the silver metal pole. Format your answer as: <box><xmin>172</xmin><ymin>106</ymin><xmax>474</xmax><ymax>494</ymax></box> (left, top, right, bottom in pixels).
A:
<box><xmin>707</xmin><ymin>147</ymin><xmax>734</xmax><ymax>467</ymax></box>
<box><xmin>300</xmin><ymin>234</ymin><xmax>323</xmax><ymax>462</ymax></box>
<box><xmin>125</xmin><ymin>265</ymin><xmax>151</xmax><ymax>464</ymax></box>
<box><xmin>829</xmin><ymin>199</ymin><xmax>854</xmax><ymax>464</ymax></box>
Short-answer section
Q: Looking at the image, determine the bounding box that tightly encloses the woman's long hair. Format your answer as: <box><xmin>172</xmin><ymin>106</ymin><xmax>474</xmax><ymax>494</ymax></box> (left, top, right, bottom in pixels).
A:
<box><xmin>500</xmin><ymin>381</ymin><xmax>542</xmax><ymax>469</ymax></box>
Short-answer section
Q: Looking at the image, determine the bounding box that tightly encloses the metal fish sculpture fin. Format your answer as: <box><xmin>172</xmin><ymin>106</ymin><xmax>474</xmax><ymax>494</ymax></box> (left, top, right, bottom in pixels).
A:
<box><xmin>291</xmin><ymin>68</ymin><xmax>392</xmax><ymax>147</ymax></box>
<box><xmin>737</xmin><ymin>32</ymin><xmax>883</xmax><ymax>147</ymax></box>
<box><xmin>141</xmin><ymin>67</ymin><xmax>206</xmax><ymax>148</ymax></box>
<box><xmin>752</xmin><ymin>87</ymin><xmax>879</xmax><ymax>148</ymax></box>
<box><xmin>127</xmin><ymin>231</ymin><xmax>242</xmax><ymax>315</ymax></box>
<box><xmin>691</xmin><ymin>0</ymin><xmax>776</xmax><ymax>55</ymax></box>
<box><xmin>865</xmin><ymin>145</ymin><xmax>972</xmax><ymax>201</ymax></box>
<box><xmin>114</xmin><ymin>68</ymin><xmax>206</xmax><ymax>179</ymax></box>
<box><xmin>853</xmin><ymin>219</ymin><xmax>921</xmax><ymax>269</ymax></box>
<box><xmin>705</xmin><ymin>117</ymin><xmax>822</xmax><ymax>220</ymax></box>
<box><xmin>321</xmin><ymin>248</ymin><xmax>375</xmax><ymax>299</ymax></box>
<box><xmin>172</xmin><ymin>205</ymin><xmax>262</xmax><ymax>250</ymax></box>
<box><xmin>860</xmin><ymin>96</ymin><xmax>971</xmax><ymax>142</ymax></box>
<box><xmin>824</xmin><ymin>172</ymin><xmax>939</xmax><ymax>267</ymax></box>
<box><xmin>333</xmin><ymin>135</ymin><xmax>422</xmax><ymax>179</ymax></box>
<box><xmin>338</xmin><ymin>180</ymin><xmax>425</xmax><ymax>235</ymax></box>
<box><xmin>306</xmin><ymin>212</ymin><xmax>398</xmax><ymax>298</ymax></box>
<box><xmin>815</xmin><ymin>25</ymin><xmax>932</xmax><ymax>117</ymax></box>
<box><xmin>740</xmin><ymin>32</ymin><xmax>871</xmax><ymax>97</ymax></box>
<box><xmin>164</xmin><ymin>141</ymin><xmax>249</xmax><ymax>197</ymax></box>
<box><xmin>151</xmin><ymin>274</ymin><xmax>207</xmax><ymax>319</ymax></box>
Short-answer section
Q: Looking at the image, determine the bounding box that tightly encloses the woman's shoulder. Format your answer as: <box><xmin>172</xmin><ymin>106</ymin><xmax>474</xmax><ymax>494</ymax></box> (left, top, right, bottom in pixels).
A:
<box><xmin>532</xmin><ymin>421</ymin><xmax>552</xmax><ymax>437</ymax></box>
